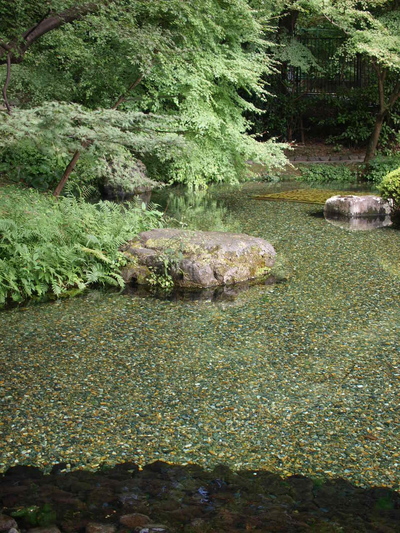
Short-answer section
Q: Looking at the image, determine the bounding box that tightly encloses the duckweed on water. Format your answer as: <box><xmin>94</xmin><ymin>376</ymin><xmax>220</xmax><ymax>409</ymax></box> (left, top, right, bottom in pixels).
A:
<box><xmin>253</xmin><ymin>188</ymin><xmax>371</xmax><ymax>204</ymax></box>
<box><xmin>1</xmin><ymin>182</ymin><xmax>399</xmax><ymax>491</ymax></box>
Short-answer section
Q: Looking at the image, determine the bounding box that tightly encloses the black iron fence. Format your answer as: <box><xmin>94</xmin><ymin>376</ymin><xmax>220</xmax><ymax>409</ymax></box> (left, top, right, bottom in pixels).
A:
<box><xmin>288</xmin><ymin>36</ymin><xmax>374</xmax><ymax>94</ymax></box>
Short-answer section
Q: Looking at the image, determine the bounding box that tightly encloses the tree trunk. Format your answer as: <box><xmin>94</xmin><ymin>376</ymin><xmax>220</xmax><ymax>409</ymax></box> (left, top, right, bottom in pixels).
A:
<box><xmin>53</xmin><ymin>149</ymin><xmax>81</xmax><ymax>197</ymax></box>
<box><xmin>364</xmin><ymin>65</ymin><xmax>386</xmax><ymax>164</ymax></box>
<box><xmin>2</xmin><ymin>53</ymin><xmax>12</xmax><ymax>113</ymax></box>
<box><xmin>364</xmin><ymin>111</ymin><xmax>387</xmax><ymax>164</ymax></box>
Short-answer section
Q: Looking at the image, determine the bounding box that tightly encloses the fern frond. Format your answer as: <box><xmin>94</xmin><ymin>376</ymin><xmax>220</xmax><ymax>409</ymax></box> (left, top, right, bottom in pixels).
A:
<box><xmin>80</xmin><ymin>246</ymin><xmax>111</xmax><ymax>264</ymax></box>
<box><xmin>0</xmin><ymin>185</ymin><xmax>164</xmax><ymax>304</ymax></box>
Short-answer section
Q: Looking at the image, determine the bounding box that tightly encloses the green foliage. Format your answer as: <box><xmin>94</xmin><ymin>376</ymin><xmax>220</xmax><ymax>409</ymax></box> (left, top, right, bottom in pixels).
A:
<box><xmin>0</xmin><ymin>103</ymin><xmax>185</xmax><ymax>156</ymax></box>
<box><xmin>362</xmin><ymin>154</ymin><xmax>400</xmax><ymax>184</ymax></box>
<box><xmin>0</xmin><ymin>0</ymin><xmax>288</xmax><ymax>188</ymax></box>
<box><xmin>11</xmin><ymin>503</ymin><xmax>56</xmax><ymax>527</ymax></box>
<box><xmin>0</xmin><ymin>102</ymin><xmax>184</xmax><ymax>192</ymax></box>
<box><xmin>0</xmin><ymin>186</ymin><xmax>163</xmax><ymax>305</ymax></box>
<box><xmin>146</xmin><ymin>248</ymin><xmax>184</xmax><ymax>293</ymax></box>
<box><xmin>296</xmin><ymin>164</ymin><xmax>357</xmax><ymax>183</ymax></box>
<box><xmin>274</xmin><ymin>35</ymin><xmax>322</xmax><ymax>72</ymax></box>
<box><xmin>0</xmin><ymin>139</ymin><xmax>68</xmax><ymax>190</ymax></box>
<box><xmin>260</xmin><ymin>1</ymin><xmax>400</xmax><ymax>152</ymax></box>
<box><xmin>322</xmin><ymin>88</ymin><xmax>378</xmax><ymax>147</ymax></box>
<box><xmin>146</xmin><ymin>268</ymin><xmax>174</xmax><ymax>293</ymax></box>
<box><xmin>320</xmin><ymin>84</ymin><xmax>400</xmax><ymax>149</ymax></box>
<box><xmin>379</xmin><ymin>167</ymin><xmax>400</xmax><ymax>208</ymax></box>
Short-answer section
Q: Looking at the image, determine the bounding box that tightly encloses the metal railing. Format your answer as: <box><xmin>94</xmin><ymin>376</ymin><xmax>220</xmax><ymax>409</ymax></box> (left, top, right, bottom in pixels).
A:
<box><xmin>288</xmin><ymin>36</ymin><xmax>374</xmax><ymax>94</ymax></box>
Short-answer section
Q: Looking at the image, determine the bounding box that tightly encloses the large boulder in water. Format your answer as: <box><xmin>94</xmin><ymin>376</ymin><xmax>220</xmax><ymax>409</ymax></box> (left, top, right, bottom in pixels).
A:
<box><xmin>120</xmin><ymin>228</ymin><xmax>276</xmax><ymax>289</ymax></box>
<box><xmin>324</xmin><ymin>195</ymin><xmax>392</xmax><ymax>218</ymax></box>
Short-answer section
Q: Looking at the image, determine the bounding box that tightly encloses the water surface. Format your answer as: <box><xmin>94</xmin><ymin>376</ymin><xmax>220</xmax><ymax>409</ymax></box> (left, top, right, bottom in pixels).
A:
<box><xmin>1</xmin><ymin>182</ymin><xmax>399</xmax><ymax>489</ymax></box>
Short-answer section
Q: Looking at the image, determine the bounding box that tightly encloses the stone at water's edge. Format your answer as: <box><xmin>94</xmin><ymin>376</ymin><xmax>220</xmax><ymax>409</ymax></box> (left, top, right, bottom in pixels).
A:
<box><xmin>324</xmin><ymin>195</ymin><xmax>393</xmax><ymax>218</ymax></box>
<box><xmin>120</xmin><ymin>228</ymin><xmax>276</xmax><ymax>289</ymax></box>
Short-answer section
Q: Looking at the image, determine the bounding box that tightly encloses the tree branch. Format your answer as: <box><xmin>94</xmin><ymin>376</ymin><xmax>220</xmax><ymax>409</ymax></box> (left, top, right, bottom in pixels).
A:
<box><xmin>112</xmin><ymin>73</ymin><xmax>145</xmax><ymax>110</ymax></box>
<box><xmin>322</xmin><ymin>14</ymin><xmax>350</xmax><ymax>36</ymax></box>
<box><xmin>112</xmin><ymin>52</ymin><xmax>158</xmax><ymax>110</ymax></box>
<box><xmin>53</xmin><ymin>149</ymin><xmax>82</xmax><ymax>198</ymax></box>
<box><xmin>0</xmin><ymin>3</ymin><xmax>99</xmax><ymax>65</ymax></box>
<box><xmin>0</xmin><ymin>42</ymin><xmax>12</xmax><ymax>52</ymax></box>
<box><xmin>389</xmin><ymin>82</ymin><xmax>400</xmax><ymax>109</ymax></box>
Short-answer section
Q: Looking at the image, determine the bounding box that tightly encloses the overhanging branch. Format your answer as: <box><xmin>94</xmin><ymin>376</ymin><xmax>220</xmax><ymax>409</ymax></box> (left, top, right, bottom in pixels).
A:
<box><xmin>0</xmin><ymin>3</ymin><xmax>99</xmax><ymax>65</ymax></box>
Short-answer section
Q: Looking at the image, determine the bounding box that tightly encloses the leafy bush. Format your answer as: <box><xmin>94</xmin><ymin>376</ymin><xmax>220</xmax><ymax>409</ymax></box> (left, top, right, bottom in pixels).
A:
<box><xmin>322</xmin><ymin>87</ymin><xmax>379</xmax><ymax>147</ymax></box>
<box><xmin>362</xmin><ymin>154</ymin><xmax>400</xmax><ymax>184</ymax></box>
<box><xmin>296</xmin><ymin>164</ymin><xmax>357</xmax><ymax>184</ymax></box>
<box><xmin>379</xmin><ymin>167</ymin><xmax>400</xmax><ymax>208</ymax></box>
<box><xmin>0</xmin><ymin>140</ymin><xmax>68</xmax><ymax>191</ymax></box>
<box><xmin>0</xmin><ymin>186</ymin><xmax>163</xmax><ymax>305</ymax></box>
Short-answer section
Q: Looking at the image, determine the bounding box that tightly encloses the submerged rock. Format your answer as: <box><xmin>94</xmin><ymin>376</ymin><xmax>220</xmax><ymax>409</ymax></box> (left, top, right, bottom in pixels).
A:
<box><xmin>0</xmin><ymin>514</ymin><xmax>18</xmax><ymax>531</ymax></box>
<box><xmin>121</xmin><ymin>229</ymin><xmax>276</xmax><ymax>289</ymax></box>
<box><xmin>324</xmin><ymin>195</ymin><xmax>392</xmax><ymax>218</ymax></box>
<box><xmin>2</xmin><ymin>461</ymin><xmax>400</xmax><ymax>533</ymax></box>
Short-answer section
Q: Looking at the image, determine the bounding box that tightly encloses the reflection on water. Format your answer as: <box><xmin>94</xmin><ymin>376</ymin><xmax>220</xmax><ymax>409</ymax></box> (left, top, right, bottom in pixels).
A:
<box><xmin>153</xmin><ymin>187</ymin><xmax>241</xmax><ymax>233</ymax></box>
<box><xmin>124</xmin><ymin>275</ymin><xmax>283</xmax><ymax>302</ymax></box>
<box><xmin>1</xmin><ymin>181</ymin><xmax>400</xmax><ymax>490</ymax></box>
<box><xmin>324</xmin><ymin>214</ymin><xmax>393</xmax><ymax>231</ymax></box>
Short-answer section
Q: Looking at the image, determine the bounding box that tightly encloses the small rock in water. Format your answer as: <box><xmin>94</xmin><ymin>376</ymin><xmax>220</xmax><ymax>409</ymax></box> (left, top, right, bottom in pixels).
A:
<box><xmin>0</xmin><ymin>514</ymin><xmax>18</xmax><ymax>532</ymax></box>
<box><xmin>324</xmin><ymin>195</ymin><xmax>392</xmax><ymax>218</ymax></box>
<box><xmin>119</xmin><ymin>513</ymin><xmax>151</xmax><ymax>528</ymax></box>
<box><xmin>86</xmin><ymin>523</ymin><xmax>117</xmax><ymax>533</ymax></box>
<box><xmin>26</xmin><ymin>527</ymin><xmax>61</xmax><ymax>533</ymax></box>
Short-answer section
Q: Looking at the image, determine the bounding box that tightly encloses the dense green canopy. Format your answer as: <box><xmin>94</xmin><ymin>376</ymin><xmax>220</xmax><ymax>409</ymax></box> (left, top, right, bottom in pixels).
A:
<box><xmin>0</xmin><ymin>0</ymin><xmax>288</xmax><ymax>191</ymax></box>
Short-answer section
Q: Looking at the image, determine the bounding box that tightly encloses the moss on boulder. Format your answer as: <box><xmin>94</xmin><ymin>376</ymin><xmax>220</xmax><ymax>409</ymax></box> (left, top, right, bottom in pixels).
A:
<box><xmin>120</xmin><ymin>229</ymin><xmax>276</xmax><ymax>289</ymax></box>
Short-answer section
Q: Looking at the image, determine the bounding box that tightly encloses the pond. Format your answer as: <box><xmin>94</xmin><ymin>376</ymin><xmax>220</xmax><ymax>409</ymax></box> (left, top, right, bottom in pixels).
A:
<box><xmin>1</xmin><ymin>181</ymin><xmax>399</xmax><ymax>490</ymax></box>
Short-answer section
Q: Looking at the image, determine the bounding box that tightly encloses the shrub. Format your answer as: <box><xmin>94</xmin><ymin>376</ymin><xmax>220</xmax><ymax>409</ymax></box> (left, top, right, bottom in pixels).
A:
<box><xmin>296</xmin><ymin>164</ymin><xmax>357</xmax><ymax>184</ymax></box>
<box><xmin>0</xmin><ymin>186</ymin><xmax>163</xmax><ymax>305</ymax></box>
<box><xmin>379</xmin><ymin>167</ymin><xmax>400</xmax><ymax>208</ymax></box>
<box><xmin>0</xmin><ymin>140</ymin><xmax>67</xmax><ymax>191</ymax></box>
<box><xmin>362</xmin><ymin>154</ymin><xmax>400</xmax><ymax>185</ymax></box>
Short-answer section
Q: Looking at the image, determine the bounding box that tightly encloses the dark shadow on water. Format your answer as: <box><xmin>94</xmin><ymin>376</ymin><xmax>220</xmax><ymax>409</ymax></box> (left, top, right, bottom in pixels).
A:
<box><xmin>1</xmin><ymin>462</ymin><xmax>399</xmax><ymax>532</ymax></box>
<box><xmin>391</xmin><ymin>210</ymin><xmax>400</xmax><ymax>230</ymax></box>
<box><xmin>308</xmin><ymin>209</ymin><xmax>325</xmax><ymax>219</ymax></box>
<box><xmin>2</xmin><ymin>277</ymin><xmax>282</xmax><ymax>311</ymax></box>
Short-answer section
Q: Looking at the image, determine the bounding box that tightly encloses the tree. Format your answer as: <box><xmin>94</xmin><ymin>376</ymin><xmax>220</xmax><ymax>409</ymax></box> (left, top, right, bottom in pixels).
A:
<box><xmin>0</xmin><ymin>102</ymin><xmax>185</xmax><ymax>194</ymax></box>
<box><xmin>0</xmin><ymin>0</ymin><xmax>287</xmax><ymax>193</ymax></box>
<box><xmin>0</xmin><ymin>1</ymin><xmax>99</xmax><ymax>111</ymax></box>
<box><xmin>286</xmin><ymin>0</ymin><xmax>400</xmax><ymax>161</ymax></box>
<box><xmin>345</xmin><ymin>7</ymin><xmax>400</xmax><ymax>161</ymax></box>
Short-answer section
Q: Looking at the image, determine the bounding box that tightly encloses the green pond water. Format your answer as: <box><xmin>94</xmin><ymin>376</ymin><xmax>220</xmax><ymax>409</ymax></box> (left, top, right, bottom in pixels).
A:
<box><xmin>1</xmin><ymin>181</ymin><xmax>400</xmax><ymax>490</ymax></box>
